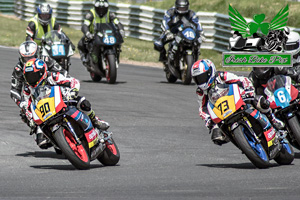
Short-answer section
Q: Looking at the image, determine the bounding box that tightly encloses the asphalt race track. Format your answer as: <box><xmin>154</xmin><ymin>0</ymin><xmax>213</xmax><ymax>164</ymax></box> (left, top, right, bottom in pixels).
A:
<box><xmin>1</xmin><ymin>46</ymin><xmax>300</xmax><ymax>200</ymax></box>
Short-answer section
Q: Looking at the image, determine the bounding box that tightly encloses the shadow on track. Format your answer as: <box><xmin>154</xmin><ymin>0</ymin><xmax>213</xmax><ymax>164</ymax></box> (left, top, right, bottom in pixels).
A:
<box><xmin>16</xmin><ymin>151</ymin><xmax>65</xmax><ymax>159</ymax></box>
<box><xmin>158</xmin><ymin>81</ymin><xmax>196</xmax><ymax>85</ymax></box>
<box><xmin>197</xmin><ymin>162</ymin><xmax>280</xmax><ymax>169</ymax></box>
<box><xmin>30</xmin><ymin>164</ymin><xmax>104</xmax><ymax>171</ymax></box>
<box><xmin>82</xmin><ymin>80</ymin><xmax>127</xmax><ymax>84</ymax></box>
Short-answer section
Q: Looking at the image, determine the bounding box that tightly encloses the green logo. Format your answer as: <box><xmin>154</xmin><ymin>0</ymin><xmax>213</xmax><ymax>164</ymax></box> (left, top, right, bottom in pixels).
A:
<box><xmin>229</xmin><ymin>4</ymin><xmax>289</xmax><ymax>38</ymax></box>
<box><xmin>222</xmin><ymin>52</ymin><xmax>292</xmax><ymax>67</ymax></box>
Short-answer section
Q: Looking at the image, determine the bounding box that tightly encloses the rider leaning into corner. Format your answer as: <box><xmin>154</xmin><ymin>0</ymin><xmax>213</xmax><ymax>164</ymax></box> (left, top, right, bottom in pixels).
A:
<box><xmin>249</xmin><ymin>31</ymin><xmax>300</xmax><ymax>96</ymax></box>
<box><xmin>153</xmin><ymin>0</ymin><xmax>204</xmax><ymax>65</ymax></box>
<box><xmin>191</xmin><ymin>59</ymin><xmax>285</xmax><ymax>146</ymax></box>
<box><xmin>77</xmin><ymin>0</ymin><xmax>125</xmax><ymax>66</ymax></box>
<box><xmin>25</xmin><ymin>3</ymin><xmax>75</xmax><ymax>49</ymax></box>
<box><xmin>10</xmin><ymin>41</ymin><xmax>69</xmax><ymax>149</ymax></box>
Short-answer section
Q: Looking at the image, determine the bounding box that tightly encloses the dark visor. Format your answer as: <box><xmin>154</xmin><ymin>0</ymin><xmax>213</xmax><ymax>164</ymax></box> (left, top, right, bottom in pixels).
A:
<box><xmin>194</xmin><ymin>67</ymin><xmax>211</xmax><ymax>85</ymax></box>
<box><xmin>39</xmin><ymin>14</ymin><xmax>51</xmax><ymax>20</ymax></box>
<box><xmin>177</xmin><ymin>6</ymin><xmax>188</xmax><ymax>12</ymax></box>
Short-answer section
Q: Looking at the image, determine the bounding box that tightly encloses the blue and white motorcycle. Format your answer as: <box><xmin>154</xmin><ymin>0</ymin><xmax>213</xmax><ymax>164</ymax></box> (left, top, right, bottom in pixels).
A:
<box><xmin>41</xmin><ymin>30</ymin><xmax>74</xmax><ymax>72</ymax></box>
<box><xmin>166</xmin><ymin>22</ymin><xmax>201</xmax><ymax>85</ymax></box>
<box><xmin>265</xmin><ymin>75</ymin><xmax>300</xmax><ymax>150</ymax></box>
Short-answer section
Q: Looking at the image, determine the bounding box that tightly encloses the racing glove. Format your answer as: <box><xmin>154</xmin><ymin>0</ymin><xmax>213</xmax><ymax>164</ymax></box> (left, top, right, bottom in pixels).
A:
<box><xmin>85</xmin><ymin>32</ymin><xmax>94</xmax><ymax>41</ymax></box>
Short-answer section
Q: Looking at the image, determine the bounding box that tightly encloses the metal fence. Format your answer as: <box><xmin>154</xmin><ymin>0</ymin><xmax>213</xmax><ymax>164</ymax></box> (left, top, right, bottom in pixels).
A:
<box><xmin>0</xmin><ymin>0</ymin><xmax>14</xmax><ymax>13</ymax></box>
<box><xmin>12</xmin><ymin>0</ymin><xmax>300</xmax><ymax>52</ymax></box>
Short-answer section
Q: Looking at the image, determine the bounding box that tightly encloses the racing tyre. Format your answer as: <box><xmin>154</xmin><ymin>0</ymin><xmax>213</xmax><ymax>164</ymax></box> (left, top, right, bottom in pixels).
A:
<box><xmin>97</xmin><ymin>138</ymin><xmax>120</xmax><ymax>166</ymax></box>
<box><xmin>54</xmin><ymin>127</ymin><xmax>90</xmax><ymax>170</ymax></box>
<box><xmin>274</xmin><ymin>141</ymin><xmax>294</xmax><ymax>165</ymax></box>
<box><xmin>182</xmin><ymin>55</ymin><xmax>193</xmax><ymax>85</ymax></box>
<box><xmin>106</xmin><ymin>54</ymin><xmax>117</xmax><ymax>84</ymax></box>
<box><xmin>90</xmin><ymin>72</ymin><xmax>102</xmax><ymax>82</ymax></box>
<box><xmin>233</xmin><ymin>125</ymin><xmax>270</xmax><ymax>168</ymax></box>
<box><xmin>287</xmin><ymin>116</ymin><xmax>300</xmax><ymax>147</ymax></box>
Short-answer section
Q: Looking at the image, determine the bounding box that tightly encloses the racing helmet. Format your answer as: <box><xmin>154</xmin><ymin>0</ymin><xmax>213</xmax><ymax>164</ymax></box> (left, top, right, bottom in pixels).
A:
<box><xmin>284</xmin><ymin>31</ymin><xmax>300</xmax><ymax>65</ymax></box>
<box><xmin>23</xmin><ymin>58</ymin><xmax>47</xmax><ymax>88</ymax></box>
<box><xmin>175</xmin><ymin>0</ymin><xmax>189</xmax><ymax>15</ymax></box>
<box><xmin>252</xmin><ymin>67</ymin><xmax>273</xmax><ymax>80</ymax></box>
<box><xmin>94</xmin><ymin>0</ymin><xmax>109</xmax><ymax>17</ymax></box>
<box><xmin>19</xmin><ymin>41</ymin><xmax>39</xmax><ymax>64</ymax></box>
<box><xmin>37</xmin><ymin>3</ymin><xmax>53</xmax><ymax>26</ymax></box>
<box><xmin>191</xmin><ymin>59</ymin><xmax>216</xmax><ymax>90</ymax></box>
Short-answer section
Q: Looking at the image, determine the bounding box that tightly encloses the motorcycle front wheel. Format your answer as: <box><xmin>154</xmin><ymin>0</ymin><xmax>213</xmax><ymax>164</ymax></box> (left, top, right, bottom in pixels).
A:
<box><xmin>182</xmin><ymin>54</ymin><xmax>193</xmax><ymax>85</ymax></box>
<box><xmin>233</xmin><ymin>125</ymin><xmax>270</xmax><ymax>168</ymax></box>
<box><xmin>90</xmin><ymin>72</ymin><xmax>102</xmax><ymax>82</ymax></box>
<box><xmin>97</xmin><ymin>138</ymin><xmax>120</xmax><ymax>166</ymax></box>
<box><xmin>274</xmin><ymin>141</ymin><xmax>294</xmax><ymax>165</ymax></box>
<box><xmin>287</xmin><ymin>116</ymin><xmax>300</xmax><ymax>148</ymax></box>
<box><xmin>106</xmin><ymin>54</ymin><xmax>117</xmax><ymax>84</ymax></box>
<box><xmin>54</xmin><ymin>127</ymin><xmax>90</xmax><ymax>170</ymax></box>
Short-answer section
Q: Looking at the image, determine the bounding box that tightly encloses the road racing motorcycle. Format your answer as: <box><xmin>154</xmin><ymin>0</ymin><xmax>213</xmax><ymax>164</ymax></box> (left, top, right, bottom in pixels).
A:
<box><xmin>41</xmin><ymin>30</ymin><xmax>74</xmax><ymax>72</ymax></box>
<box><xmin>29</xmin><ymin>85</ymin><xmax>120</xmax><ymax>169</ymax></box>
<box><xmin>207</xmin><ymin>83</ymin><xmax>294</xmax><ymax>168</ymax></box>
<box><xmin>265</xmin><ymin>75</ymin><xmax>300</xmax><ymax>150</ymax></box>
<box><xmin>165</xmin><ymin>21</ymin><xmax>201</xmax><ymax>85</ymax></box>
<box><xmin>85</xmin><ymin>22</ymin><xmax>123</xmax><ymax>84</ymax></box>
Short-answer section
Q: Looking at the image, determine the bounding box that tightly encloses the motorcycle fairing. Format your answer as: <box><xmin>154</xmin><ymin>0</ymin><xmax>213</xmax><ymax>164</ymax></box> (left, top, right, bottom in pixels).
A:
<box><xmin>31</xmin><ymin>86</ymin><xmax>66</xmax><ymax>125</ymax></box>
<box><xmin>208</xmin><ymin>84</ymin><xmax>245</xmax><ymax>123</ymax></box>
<box><xmin>65</xmin><ymin>107</ymin><xmax>98</xmax><ymax>148</ymax></box>
<box><xmin>263</xmin><ymin>127</ymin><xmax>276</xmax><ymax>147</ymax></box>
<box><xmin>266</xmin><ymin>75</ymin><xmax>299</xmax><ymax>109</ymax></box>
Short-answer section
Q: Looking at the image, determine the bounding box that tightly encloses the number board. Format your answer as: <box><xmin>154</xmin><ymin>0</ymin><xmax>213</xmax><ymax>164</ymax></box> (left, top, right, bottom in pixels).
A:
<box><xmin>274</xmin><ymin>88</ymin><xmax>291</xmax><ymax>108</ymax></box>
<box><xmin>35</xmin><ymin>97</ymin><xmax>56</xmax><ymax>121</ymax></box>
<box><xmin>182</xmin><ymin>28</ymin><xmax>196</xmax><ymax>40</ymax></box>
<box><xmin>103</xmin><ymin>36</ymin><xmax>116</xmax><ymax>45</ymax></box>
<box><xmin>51</xmin><ymin>44</ymin><xmax>66</xmax><ymax>56</ymax></box>
<box><xmin>212</xmin><ymin>95</ymin><xmax>236</xmax><ymax>120</ymax></box>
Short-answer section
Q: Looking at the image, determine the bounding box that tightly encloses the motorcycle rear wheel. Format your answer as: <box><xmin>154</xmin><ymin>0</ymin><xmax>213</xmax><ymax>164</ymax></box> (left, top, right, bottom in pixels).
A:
<box><xmin>54</xmin><ymin>127</ymin><xmax>90</xmax><ymax>170</ymax></box>
<box><xmin>106</xmin><ymin>54</ymin><xmax>117</xmax><ymax>84</ymax></box>
<box><xmin>97</xmin><ymin>138</ymin><xmax>120</xmax><ymax>166</ymax></box>
<box><xmin>233</xmin><ymin>125</ymin><xmax>270</xmax><ymax>168</ymax></box>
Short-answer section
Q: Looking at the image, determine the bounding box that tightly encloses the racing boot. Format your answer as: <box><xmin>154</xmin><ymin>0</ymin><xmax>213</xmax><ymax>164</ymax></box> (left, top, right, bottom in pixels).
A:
<box><xmin>266</xmin><ymin>112</ymin><xmax>285</xmax><ymax>130</ymax></box>
<box><xmin>35</xmin><ymin>127</ymin><xmax>48</xmax><ymax>149</ymax></box>
<box><xmin>88</xmin><ymin>110</ymin><xmax>110</xmax><ymax>130</ymax></box>
<box><xmin>79</xmin><ymin>50</ymin><xmax>89</xmax><ymax>65</ymax></box>
<box><xmin>211</xmin><ymin>125</ymin><xmax>229</xmax><ymax>146</ymax></box>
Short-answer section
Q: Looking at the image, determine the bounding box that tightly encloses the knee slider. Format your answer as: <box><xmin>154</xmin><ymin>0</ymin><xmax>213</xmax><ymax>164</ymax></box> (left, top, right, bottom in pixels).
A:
<box><xmin>77</xmin><ymin>96</ymin><xmax>91</xmax><ymax>112</ymax></box>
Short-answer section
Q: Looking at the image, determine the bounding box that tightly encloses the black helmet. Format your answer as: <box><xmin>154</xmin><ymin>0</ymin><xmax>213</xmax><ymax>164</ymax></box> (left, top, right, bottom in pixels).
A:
<box><xmin>94</xmin><ymin>0</ymin><xmax>109</xmax><ymax>18</ymax></box>
<box><xmin>252</xmin><ymin>67</ymin><xmax>273</xmax><ymax>80</ymax></box>
<box><xmin>19</xmin><ymin>41</ymin><xmax>39</xmax><ymax>64</ymax></box>
<box><xmin>37</xmin><ymin>3</ymin><xmax>52</xmax><ymax>26</ymax></box>
<box><xmin>23</xmin><ymin>58</ymin><xmax>47</xmax><ymax>88</ymax></box>
<box><xmin>175</xmin><ymin>0</ymin><xmax>189</xmax><ymax>15</ymax></box>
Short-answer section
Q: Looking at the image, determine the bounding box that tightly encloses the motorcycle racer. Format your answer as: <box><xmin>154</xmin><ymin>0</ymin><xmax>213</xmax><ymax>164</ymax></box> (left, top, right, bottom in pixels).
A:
<box><xmin>191</xmin><ymin>59</ymin><xmax>285</xmax><ymax>145</ymax></box>
<box><xmin>154</xmin><ymin>0</ymin><xmax>204</xmax><ymax>64</ymax></box>
<box><xmin>21</xmin><ymin>58</ymin><xmax>110</xmax><ymax>148</ymax></box>
<box><xmin>77</xmin><ymin>0</ymin><xmax>125</xmax><ymax>65</ymax></box>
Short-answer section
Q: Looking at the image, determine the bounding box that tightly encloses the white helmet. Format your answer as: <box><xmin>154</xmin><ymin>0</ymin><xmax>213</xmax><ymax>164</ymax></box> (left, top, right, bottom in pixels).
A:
<box><xmin>37</xmin><ymin>3</ymin><xmax>52</xmax><ymax>26</ymax></box>
<box><xmin>284</xmin><ymin>31</ymin><xmax>300</xmax><ymax>65</ymax></box>
<box><xmin>191</xmin><ymin>59</ymin><xmax>216</xmax><ymax>90</ymax></box>
<box><xmin>19</xmin><ymin>41</ymin><xmax>39</xmax><ymax>64</ymax></box>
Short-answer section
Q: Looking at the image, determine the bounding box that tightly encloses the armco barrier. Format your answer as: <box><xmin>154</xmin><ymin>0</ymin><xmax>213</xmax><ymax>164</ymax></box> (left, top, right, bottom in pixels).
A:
<box><xmin>0</xmin><ymin>0</ymin><xmax>14</xmax><ymax>13</ymax></box>
<box><xmin>12</xmin><ymin>0</ymin><xmax>300</xmax><ymax>52</ymax></box>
